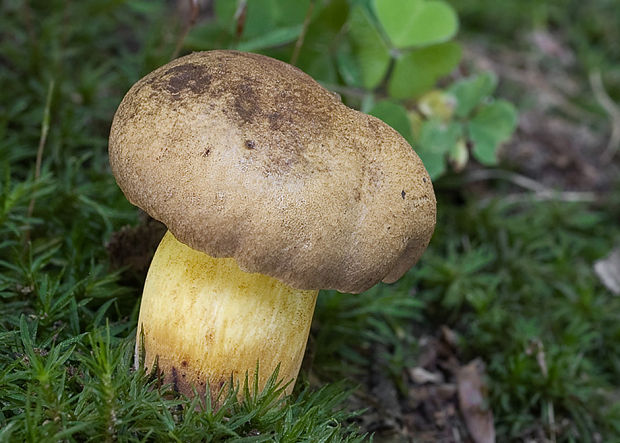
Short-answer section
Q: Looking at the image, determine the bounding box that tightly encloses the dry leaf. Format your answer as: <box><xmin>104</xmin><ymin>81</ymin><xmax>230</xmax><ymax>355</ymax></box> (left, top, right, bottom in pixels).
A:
<box><xmin>457</xmin><ymin>359</ymin><xmax>495</xmax><ymax>443</ymax></box>
<box><xmin>594</xmin><ymin>247</ymin><xmax>620</xmax><ymax>295</ymax></box>
<box><xmin>441</xmin><ymin>325</ymin><xmax>459</xmax><ymax>349</ymax></box>
<box><xmin>409</xmin><ymin>367</ymin><xmax>444</xmax><ymax>384</ymax></box>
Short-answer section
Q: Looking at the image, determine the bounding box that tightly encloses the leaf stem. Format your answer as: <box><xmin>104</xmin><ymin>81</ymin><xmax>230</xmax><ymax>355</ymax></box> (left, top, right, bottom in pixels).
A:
<box><xmin>290</xmin><ymin>0</ymin><xmax>315</xmax><ymax>66</ymax></box>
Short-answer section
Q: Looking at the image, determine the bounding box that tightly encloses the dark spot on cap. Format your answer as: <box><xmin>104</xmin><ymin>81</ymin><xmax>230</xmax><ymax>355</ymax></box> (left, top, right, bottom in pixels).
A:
<box><xmin>234</xmin><ymin>83</ymin><xmax>260</xmax><ymax>124</ymax></box>
<box><xmin>423</xmin><ymin>177</ymin><xmax>427</xmax><ymax>183</ymax></box>
<box><xmin>150</xmin><ymin>63</ymin><xmax>213</xmax><ymax>99</ymax></box>
<box><xmin>181</xmin><ymin>360</ymin><xmax>188</xmax><ymax>367</ymax></box>
<box><xmin>267</xmin><ymin>112</ymin><xmax>284</xmax><ymax>131</ymax></box>
<box><xmin>202</xmin><ymin>148</ymin><xmax>211</xmax><ymax>157</ymax></box>
<box><xmin>245</xmin><ymin>140</ymin><xmax>255</xmax><ymax>150</ymax></box>
<box><xmin>368</xmin><ymin>118</ymin><xmax>381</xmax><ymax>132</ymax></box>
<box><xmin>401</xmin><ymin>190</ymin><xmax>406</xmax><ymax>199</ymax></box>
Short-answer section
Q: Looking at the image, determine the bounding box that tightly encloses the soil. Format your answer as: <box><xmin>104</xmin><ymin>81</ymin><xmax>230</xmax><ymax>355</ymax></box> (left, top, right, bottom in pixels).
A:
<box><xmin>106</xmin><ymin>211</ymin><xmax>166</xmax><ymax>283</ymax></box>
<box><xmin>345</xmin><ymin>327</ymin><xmax>492</xmax><ymax>443</ymax></box>
<box><xmin>466</xmin><ymin>35</ymin><xmax>619</xmax><ymax>193</ymax></box>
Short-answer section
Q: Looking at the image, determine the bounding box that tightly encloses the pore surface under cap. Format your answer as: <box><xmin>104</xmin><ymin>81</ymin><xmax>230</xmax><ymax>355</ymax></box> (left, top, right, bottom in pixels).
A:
<box><xmin>109</xmin><ymin>50</ymin><xmax>436</xmax><ymax>293</ymax></box>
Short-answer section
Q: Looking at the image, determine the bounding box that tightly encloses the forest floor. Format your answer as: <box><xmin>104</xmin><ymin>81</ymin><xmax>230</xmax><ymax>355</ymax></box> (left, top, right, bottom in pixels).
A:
<box><xmin>2</xmin><ymin>1</ymin><xmax>619</xmax><ymax>441</ymax></box>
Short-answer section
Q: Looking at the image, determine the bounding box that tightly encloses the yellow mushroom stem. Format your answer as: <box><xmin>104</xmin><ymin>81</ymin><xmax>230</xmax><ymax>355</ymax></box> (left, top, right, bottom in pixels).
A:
<box><xmin>135</xmin><ymin>231</ymin><xmax>318</xmax><ymax>401</ymax></box>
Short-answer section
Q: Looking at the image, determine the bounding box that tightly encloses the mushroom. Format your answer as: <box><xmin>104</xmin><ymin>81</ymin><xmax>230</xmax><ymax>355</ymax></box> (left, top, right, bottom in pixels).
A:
<box><xmin>109</xmin><ymin>50</ymin><xmax>436</xmax><ymax>400</ymax></box>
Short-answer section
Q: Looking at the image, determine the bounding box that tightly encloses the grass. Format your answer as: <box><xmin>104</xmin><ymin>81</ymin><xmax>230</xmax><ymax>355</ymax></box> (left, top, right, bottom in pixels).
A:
<box><xmin>1</xmin><ymin>0</ymin><xmax>620</xmax><ymax>441</ymax></box>
<box><xmin>416</xmin><ymin>193</ymin><xmax>620</xmax><ymax>440</ymax></box>
<box><xmin>1</xmin><ymin>320</ymin><xmax>363</xmax><ymax>441</ymax></box>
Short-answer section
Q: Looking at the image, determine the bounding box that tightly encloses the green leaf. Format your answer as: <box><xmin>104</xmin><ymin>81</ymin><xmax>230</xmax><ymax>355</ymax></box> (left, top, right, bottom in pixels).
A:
<box><xmin>373</xmin><ymin>0</ymin><xmax>458</xmax><ymax>48</ymax></box>
<box><xmin>368</xmin><ymin>100</ymin><xmax>414</xmax><ymax>144</ymax></box>
<box><xmin>185</xmin><ymin>23</ymin><xmax>234</xmax><ymax>51</ymax></box>
<box><xmin>236</xmin><ymin>25</ymin><xmax>303</xmax><ymax>52</ymax></box>
<box><xmin>297</xmin><ymin>0</ymin><xmax>349</xmax><ymax>83</ymax></box>
<box><xmin>389</xmin><ymin>58</ymin><xmax>434</xmax><ymax>100</ymax></box>
<box><xmin>415</xmin><ymin>146</ymin><xmax>446</xmax><ymax>179</ymax></box>
<box><xmin>303</xmin><ymin>0</ymin><xmax>349</xmax><ymax>50</ymax></box>
<box><xmin>336</xmin><ymin>45</ymin><xmax>363</xmax><ymax>88</ymax></box>
<box><xmin>348</xmin><ymin>6</ymin><xmax>391</xmax><ymax>90</ymax></box>
<box><xmin>415</xmin><ymin>119</ymin><xmax>462</xmax><ymax>178</ymax></box>
<box><xmin>449</xmin><ymin>71</ymin><xmax>498</xmax><ymax>118</ymax></box>
<box><xmin>269</xmin><ymin>0</ymin><xmax>311</xmax><ymax>27</ymax></box>
<box><xmin>467</xmin><ymin>100</ymin><xmax>518</xmax><ymax>165</ymax></box>
<box><xmin>388</xmin><ymin>42</ymin><xmax>461</xmax><ymax>99</ymax></box>
<box><xmin>214</xmin><ymin>0</ymin><xmax>238</xmax><ymax>28</ymax></box>
<box><xmin>19</xmin><ymin>315</ymin><xmax>36</xmax><ymax>356</ymax></box>
<box><xmin>298</xmin><ymin>50</ymin><xmax>337</xmax><ymax>83</ymax></box>
<box><xmin>243</xmin><ymin>0</ymin><xmax>310</xmax><ymax>39</ymax></box>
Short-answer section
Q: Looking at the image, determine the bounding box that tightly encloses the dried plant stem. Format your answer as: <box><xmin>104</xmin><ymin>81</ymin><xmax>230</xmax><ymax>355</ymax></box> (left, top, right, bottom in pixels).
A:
<box><xmin>466</xmin><ymin>169</ymin><xmax>597</xmax><ymax>205</ymax></box>
<box><xmin>26</xmin><ymin>79</ymin><xmax>55</xmax><ymax>228</ymax></box>
<box><xmin>233</xmin><ymin>0</ymin><xmax>248</xmax><ymax>42</ymax></box>
<box><xmin>547</xmin><ymin>401</ymin><xmax>557</xmax><ymax>443</ymax></box>
<box><xmin>290</xmin><ymin>0</ymin><xmax>315</xmax><ymax>66</ymax></box>
<box><xmin>171</xmin><ymin>0</ymin><xmax>200</xmax><ymax>60</ymax></box>
<box><xmin>589</xmin><ymin>70</ymin><xmax>620</xmax><ymax>161</ymax></box>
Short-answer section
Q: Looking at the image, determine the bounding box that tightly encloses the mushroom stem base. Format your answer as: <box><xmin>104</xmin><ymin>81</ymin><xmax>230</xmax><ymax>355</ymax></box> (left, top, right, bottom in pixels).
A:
<box><xmin>136</xmin><ymin>231</ymin><xmax>318</xmax><ymax>401</ymax></box>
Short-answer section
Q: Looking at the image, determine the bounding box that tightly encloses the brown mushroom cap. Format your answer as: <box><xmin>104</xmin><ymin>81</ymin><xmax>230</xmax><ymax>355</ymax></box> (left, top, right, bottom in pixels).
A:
<box><xmin>109</xmin><ymin>50</ymin><xmax>436</xmax><ymax>293</ymax></box>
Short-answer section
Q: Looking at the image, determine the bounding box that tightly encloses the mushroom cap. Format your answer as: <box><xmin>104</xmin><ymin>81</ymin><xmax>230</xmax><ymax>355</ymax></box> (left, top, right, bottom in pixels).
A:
<box><xmin>109</xmin><ymin>50</ymin><xmax>436</xmax><ymax>293</ymax></box>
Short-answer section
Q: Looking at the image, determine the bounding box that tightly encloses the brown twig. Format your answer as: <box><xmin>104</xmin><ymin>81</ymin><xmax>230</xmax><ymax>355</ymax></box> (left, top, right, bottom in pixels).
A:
<box><xmin>290</xmin><ymin>0</ymin><xmax>315</xmax><ymax>66</ymax></box>
<box><xmin>171</xmin><ymin>0</ymin><xmax>200</xmax><ymax>60</ymax></box>
<box><xmin>234</xmin><ymin>0</ymin><xmax>247</xmax><ymax>43</ymax></box>
<box><xmin>466</xmin><ymin>169</ymin><xmax>548</xmax><ymax>193</ymax></box>
<box><xmin>465</xmin><ymin>169</ymin><xmax>597</xmax><ymax>206</ymax></box>
<box><xmin>589</xmin><ymin>70</ymin><xmax>620</xmax><ymax>161</ymax></box>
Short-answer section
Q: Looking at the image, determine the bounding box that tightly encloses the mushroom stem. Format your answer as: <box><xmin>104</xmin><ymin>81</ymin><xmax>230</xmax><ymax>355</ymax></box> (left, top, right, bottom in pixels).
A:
<box><xmin>136</xmin><ymin>231</ymin><xmax>318</xmax><ymax>400</ymax></box>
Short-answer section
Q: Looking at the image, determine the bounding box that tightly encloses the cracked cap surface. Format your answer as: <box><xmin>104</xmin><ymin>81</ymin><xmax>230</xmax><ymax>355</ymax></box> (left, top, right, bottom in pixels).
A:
<box><xmin>109</xmin><ymin>50</ymin><xmax>436</xmax><ymax>293</ymax></box>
